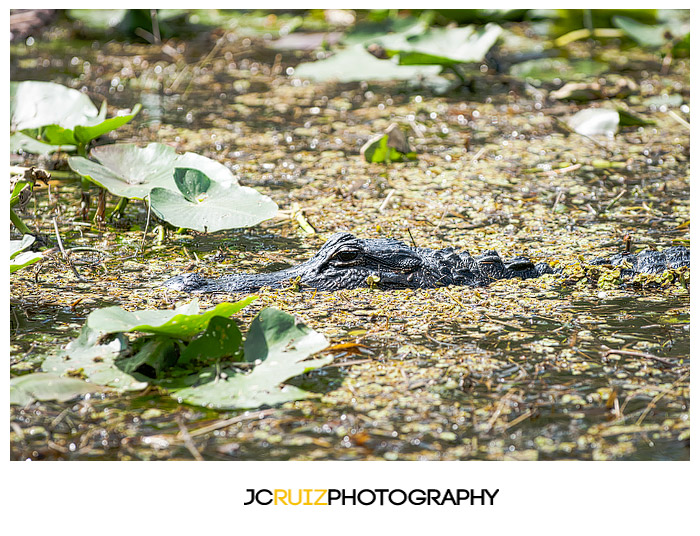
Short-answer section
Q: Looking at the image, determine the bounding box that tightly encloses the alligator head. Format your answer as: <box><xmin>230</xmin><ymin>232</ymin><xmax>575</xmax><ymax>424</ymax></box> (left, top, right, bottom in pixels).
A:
<box><xmin>164</xmin><ymin>232</ymin><xmax>553</xmax><ymax>293</ymax></box>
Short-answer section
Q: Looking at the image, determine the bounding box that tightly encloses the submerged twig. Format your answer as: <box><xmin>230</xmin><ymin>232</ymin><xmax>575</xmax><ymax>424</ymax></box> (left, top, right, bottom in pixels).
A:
<box><xmin>667</xmin><ymin>110</ymin><xmax>690</xmax><ymax>130</ymax></box>
<box><xmin>182</xmin><ymin>409</ymin><xmax>276</xmax><ymax>439</ymax></box>
<box><xmin>635</xmin><ymin>372</ymin><xmax>689</xmax><ymax>426</ymax></box>
<box><xmin>602</xmin><ymin>188</ymin><xmax>628</xmax><ymax>213</ymax></box>
<box><xmin>52</xmin><ymin>217</ymin><xmax>88</xmax><ymax>282</ymax></box>
<box><xmin>378</xmin><ymin>189</ymin><xmax>396</xmax><ymax>213</ymax></box>
<box><xmin>176</xmin><ymin>416</ymin><xmax>204</xmax><ymax>461</ymax></box>
<box><xmin>602</xmin><ymin>347</ymin><xmax>677</xmax><ymax>369</ymax></box>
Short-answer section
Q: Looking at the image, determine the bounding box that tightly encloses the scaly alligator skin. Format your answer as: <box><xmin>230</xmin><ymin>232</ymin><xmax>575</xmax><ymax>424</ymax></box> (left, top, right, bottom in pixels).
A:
<box><xmin>164</xmin><ymin>233</ymin><xmax>689</xmax><ymax>293</ymax></box>
<box><xmin>589</xmin><ymin>246</ymin><xmax>689</xmax><ymax>276</ymax></box>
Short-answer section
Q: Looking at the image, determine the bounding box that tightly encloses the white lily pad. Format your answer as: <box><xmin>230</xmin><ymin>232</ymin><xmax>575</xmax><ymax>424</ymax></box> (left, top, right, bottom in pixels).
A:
<box><xmin>149</xmin><ymin>167</ymin><xmax>278</xmax><ymax>232</ymax></box>
<box><xmin>567</xmin><ymin>108</ymin><xmax>620</xmax><ymax>137</ymax></box>
<box><xmin>42</xmin><ymin>326</ymin><xmax>147</xmax><ymax>392</ymax></box>
<box><xmin>68</xmin><ymin>142</ymin><xmax>232</xmax><ymax>200</ymax></box>
<box><xmin>10</xmin><ymin>235</ymin><xmax>43</xmax><ymax>273</ymax></box>
<box><xmin>389</xmin><ymin>23</ymin><xmax>502</xmax><ymax>65</ymax></box>
<box><xmin>86</xmin><ymin>297</ymin><xmax>256</xmax><ymax>339</ymax></box>
<box><xmin>10</xmin><ymin>132</ymin><xmax>76</xmax><ymax>154</ymax></box>
<box><xmin>294</xmin><ymin>44</ymin><xmax>442</xmax><ymax>82</ymax></box>
<box><xmin>11</xmin><ymin>373</ymin><xmax>104</xmax><ymax>405</ymax></box>
<box><xmin>10</xmin><ymin>81</ymin><xmax>140</xmax><ymax>150</ymax></box>
<box><xmin>11</xmin><ymin>81</ymin><xmax>101</xmax><ymax>131</ymax></box>
<box><xmin>344</xmin><ymin>16</ymin><xmax>427</xmax><ymax>47</ymax></box>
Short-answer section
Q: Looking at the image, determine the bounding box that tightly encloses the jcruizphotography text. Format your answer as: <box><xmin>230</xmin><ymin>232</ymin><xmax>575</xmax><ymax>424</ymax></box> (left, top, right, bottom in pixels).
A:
<box><xmin>244</xmin><ymin>488</ymin><xmax>499</xmax><ymax>506</ymax></box>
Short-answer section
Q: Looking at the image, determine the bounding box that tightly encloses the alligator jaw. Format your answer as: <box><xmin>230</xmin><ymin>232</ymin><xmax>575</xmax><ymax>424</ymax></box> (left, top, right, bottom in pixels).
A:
<box><xmin>164</xmin><ymin>266</ymin><xmax>302</xmax><ymax>293</ymax></box>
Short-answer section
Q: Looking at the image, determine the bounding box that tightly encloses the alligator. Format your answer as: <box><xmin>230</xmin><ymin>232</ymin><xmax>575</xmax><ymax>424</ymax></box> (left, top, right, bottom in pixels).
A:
<box><xmin>164</xmin><ymin>232</ymin><xmax>689</xmax><ymax>293</ymax></box>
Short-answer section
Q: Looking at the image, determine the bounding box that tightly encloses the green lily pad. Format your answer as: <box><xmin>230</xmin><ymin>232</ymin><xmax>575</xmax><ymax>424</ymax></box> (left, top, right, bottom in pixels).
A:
<box><xmin>149</xmin><ymin>167</ymin><xmax>279</xmax><ymax>233</ymax></box>
<box><xmin>172</xmin><ymin>308</ymin><xmax>331</xmax><ymax>409</ymax></box>
<box><xmin>243</xmin><ymin>307</ymin><xmax>329</xmax><ymax>365</ymax></box>
<box><xmin>617</xmin><ymin>109</ymin><xmax>653</xmax><ymax>127</ymax></box>
<box><xmin>10</xmin><ymin>373</ymin><xmax>103</xmax><ymax>405</ymax></box>
<box><xmin>66</xmin><ymin>9</ymin><xmax>127</xmax><ymax>29</ymax></box>
<box><xmin>361</xmin><ymin>123</ymin><xmax>416</xmax><ymax>163</ymax></box>
<box><xmin>173</xmin><ymin>168</ymin><xmax>211</xmax><ymax>203</ymax></box>
<box><xmin>42</xmin><ymin>326</ymin><xmax>146</xmax><ymax>392</ymax></box>
<box><xmin>10</xmin><ymin>235</ymin><xmax>43</xmax><ymax>273</ymax></box>
<box><xmin>294</xmin><ymin>44</ymin><xmax>442</xmax><ymax>82</ymax></box>
<box><xmin>10</xmin><ymin>81</ymin><xmax>140</xmax><ymax>150</ymax></box>
<box><xmin>179</xmin><ymin>316</ymin><xmax>243</xmax><ymax>365</ymax></box>
<box><xmin>86</xmin><ymin>297</ymin><xmax>256</xmax><ymax>340</ymax></box>
<box><xmin>117</xmin><ymin>336</ymin><xmax>179</xmax><ymax>377</ymax></box>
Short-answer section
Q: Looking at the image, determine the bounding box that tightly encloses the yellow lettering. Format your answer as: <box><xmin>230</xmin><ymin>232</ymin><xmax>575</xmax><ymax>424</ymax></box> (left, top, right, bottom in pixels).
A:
<box><xmin>314</xmin><ymin>489</ymin><xmax>328</xmax><ymax>506</ymax></box>
<box><xmin>288</xmin><ymin>489</ymin><xmax>303</xmax><ymax>506</ymax></box>
<box><xmin>274</xmin><ymin>489</ymin><xmax>288</xmax><ymax>505</ymax></box>
<box><xmin>303</xmin><ymin>489</ymin><xmax>313</xmax><ymax>506</ymax></box>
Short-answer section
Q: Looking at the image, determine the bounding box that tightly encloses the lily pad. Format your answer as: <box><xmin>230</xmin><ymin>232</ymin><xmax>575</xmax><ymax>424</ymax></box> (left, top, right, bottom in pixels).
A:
<box><xmin>10</xmin><ymin>81</ymin><xmax>141</xmax><ymax>150</ymax></box>
<box><xmin>172</xmin><ymin>168</ymin><xmax>211</xmax><ymax>202</ymax></box>
<box><xmin>66</xmin><ymin>9</ymin><xmax>127</xmax><ymax>29</ymax></box>
<box><xmin>243</xmin><ymin>307</ymin><xmax>329</xmax><ymax>365</ymax></box>
<box><xmin>10</xmin><ymin>373</ymin><xmax>103</xmax><ymax>405</ymax></box>
<box><xmin>117</xmin><ymin>336</ymin><xmax>179</xmax><ymax>377</ymax></box>
<box><xmin>172</xmin><ymin>308</ymin><xmax>332</xmax><ymax>409</ymax></box>
<box><xmin>179</xmin><ymin>316</ymin><xmax>243</xmax><ymax>365</ymax></box>
<box><xmin>42</xmin><ymin>326</ymin><xmax>146</xmax><ymax>392</ymax></box>
<box><xmin>86</xmin><ymin>297</ymin><xmax>256</xmax><ymax>340</ymax></box>
<box><xmin>617</xmin><ymin>109</ymin><xmax>653</xmax><ymax>127</ymax></box>
<box><xmin>294</xmin><ymin>44</ymin><xmax>442</xmax><ymax>82</ymax></box>
<box><xmin>361</xmin><ymin>123</ymin><xmax>416</xmax><ymax>163</ymax></box>
<box><xmin>613</xmin><ymin>15</ymin><xmax>688</xmax><ymax>51</ymax></box>
<box><xmin>387</xmin><ymin>23</ymin><xmax>502</xmax><ymax>66</ymax></box>
<box><xmin>68</xmin><ymin>142</ymin><xmax>238</xmax><ymax>200</ymax></box>
<box><xmin>149</xmin><ymin>168</ymin><xmax>279</xmax><ymax>233</ymax></box>
<box><xmin>567</xmin><ymin>107</ymin><xmax>652</xmax><ymax>137</ymax></box>
<box><xmin>510</xmin><ymin>58</ymin><xmax>608</xmax><ymax>86</ymax></box>
<box><xmin>10</xmin><ymin>132</ymin><xmax>76</xmax><ymax>154</ymax></box>
<box><xmin>10</xmin><ymin>235</ymin><xmax>43</xmax><ymax>273</ymax></box>
<box><xmin>343</xmin><ymin>16</ymin><xmax>427</xmax><ymax>47</ymax></box>
<box><xmin>567</xmin><ymin>108</ymin><xmax>620</xmax><ymax>137</ymax></box>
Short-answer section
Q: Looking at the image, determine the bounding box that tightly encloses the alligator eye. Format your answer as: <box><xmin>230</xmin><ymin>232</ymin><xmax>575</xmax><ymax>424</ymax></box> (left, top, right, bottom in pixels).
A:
<box><xmin>335</xmin><ymin>250</ymin><xmax>359</xmax><ymax>262</ymax></box>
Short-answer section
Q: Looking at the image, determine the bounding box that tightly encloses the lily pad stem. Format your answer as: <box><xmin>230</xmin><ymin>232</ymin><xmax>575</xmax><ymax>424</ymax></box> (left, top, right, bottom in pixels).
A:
<box><xmin>10</xmin><ymin>209</ymin><xmax>33</xmax><ymax>235</ymax></box>
<box><xmin>448</xmin><ymin>64</ymin><xmax>467</xmax><ymax>85</ymax></box>
<box><xmin>109</xmin><ymin>197</ymin><xmax>130</xmax><ymax>220</ymax></box>
<box><xmin>140</xmin><ymin>197</ymin><xmax>151</xmax><ymax>255</ymax></box>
